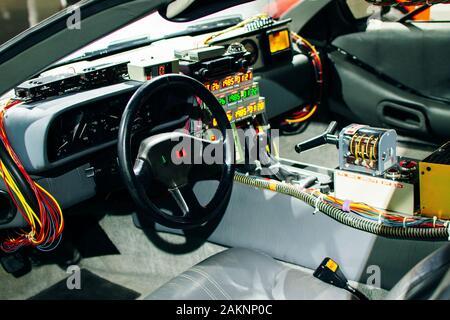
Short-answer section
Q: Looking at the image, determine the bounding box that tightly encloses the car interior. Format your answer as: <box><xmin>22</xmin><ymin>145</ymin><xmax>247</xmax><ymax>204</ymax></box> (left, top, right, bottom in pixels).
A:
<box><xmin>0</xmin><ymin>0</ymin><xmax>449</xmax><ymax>301</ymax></box>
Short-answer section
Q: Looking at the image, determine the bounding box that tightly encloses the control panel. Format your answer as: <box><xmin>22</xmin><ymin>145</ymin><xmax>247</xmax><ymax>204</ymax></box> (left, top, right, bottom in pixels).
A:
<box><xmin>177</xmin><ymin>44</ymin><xmax>270</xmax><ymax>163</ymax></box>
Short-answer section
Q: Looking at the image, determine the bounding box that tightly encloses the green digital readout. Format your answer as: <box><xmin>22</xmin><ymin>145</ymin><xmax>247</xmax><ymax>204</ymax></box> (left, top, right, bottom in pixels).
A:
<box><xmin>242</xmin><ymin>86</ymin><xmax>259</xmax><ymax>99</ymax></box>
<box><xmin>217</xmin><ymin>97</ymin><xmax>227</xmax><ymax>106</ymax></box>
<box><xmin>227</xmin><ymin>92</ymin><xmax>242</xmax><ymax>104</ymax></box>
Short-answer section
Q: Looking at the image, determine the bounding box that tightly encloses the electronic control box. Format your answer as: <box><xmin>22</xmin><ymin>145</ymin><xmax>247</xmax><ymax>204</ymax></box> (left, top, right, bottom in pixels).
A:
<box><xmin>178</xmin><ymin>44</ymin><xmax>266</xmax><ymax>125</ymax></box>
<box><xmin>338</xmin><ymin>124</ymin><xmax>398</xmax><ymax>176</ymax></box>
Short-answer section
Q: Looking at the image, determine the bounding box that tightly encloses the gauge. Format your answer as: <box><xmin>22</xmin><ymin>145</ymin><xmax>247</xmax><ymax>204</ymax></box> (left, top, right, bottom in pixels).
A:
<box><xmin>47</xmin><ymin>90</ymin><xmax>153</xmax><ymax>163</ymax></box>
<box><xmin>55</xmin><ymin>134</ymin><xmax>71</xmax><ymax>159</ymax></box>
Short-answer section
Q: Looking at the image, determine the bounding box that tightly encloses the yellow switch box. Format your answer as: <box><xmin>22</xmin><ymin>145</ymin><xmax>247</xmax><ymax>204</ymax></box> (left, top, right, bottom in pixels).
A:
<box><xmin>419</xmin><ymin>142</ymin><xmax>450</xmax><ymax>220</ymax></box>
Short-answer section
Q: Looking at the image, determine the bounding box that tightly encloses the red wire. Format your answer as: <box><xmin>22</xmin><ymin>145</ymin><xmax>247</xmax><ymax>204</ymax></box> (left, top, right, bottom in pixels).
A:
<box><xmin>0</xmin><ymin>100</ymin><xmax>64</xmax><ymax>252</ymax></box>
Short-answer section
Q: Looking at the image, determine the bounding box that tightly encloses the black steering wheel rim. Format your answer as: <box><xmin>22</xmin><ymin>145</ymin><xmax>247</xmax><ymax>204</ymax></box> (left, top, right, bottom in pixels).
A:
<box><xmin>118</xmin><ymin>74</ymin><xmax>235</xmax><ymax>229</ymax></box>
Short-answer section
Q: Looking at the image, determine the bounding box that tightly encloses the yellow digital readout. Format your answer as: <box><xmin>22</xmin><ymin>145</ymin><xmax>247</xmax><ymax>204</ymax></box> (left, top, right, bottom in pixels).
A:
<box><xmin>257</xmin><ymin>99</ymin><xmax>265</xmax><ymax>112</ymax></box>
<box><xmin>234</xmin><ymin>107</ymin><xmax>247</xmax><ymax>120</ymax></box>
<box><xmin>268</xmin><ymin>29</ymin><xmax>290</xmax><ymax>54</ymax></box>
<box><xmin>247</xmin><ymin>103</ymin><xmax>257</xmax><ymax>114</ymax></box>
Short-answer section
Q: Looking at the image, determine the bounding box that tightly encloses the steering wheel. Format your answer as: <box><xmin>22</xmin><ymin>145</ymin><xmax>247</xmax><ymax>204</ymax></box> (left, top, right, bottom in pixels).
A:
<box><xmin>118</xmin><ymin>74</ymin><xmax>235</xmax><ymax>229</ymax></box>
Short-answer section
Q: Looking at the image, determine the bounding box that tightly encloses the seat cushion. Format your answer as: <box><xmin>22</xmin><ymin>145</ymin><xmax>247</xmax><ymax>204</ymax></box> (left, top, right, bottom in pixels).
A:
<box><xmin>146</xmin><ymin>248</ymin><xmax>352</xmax><ymax>300</ymax></box>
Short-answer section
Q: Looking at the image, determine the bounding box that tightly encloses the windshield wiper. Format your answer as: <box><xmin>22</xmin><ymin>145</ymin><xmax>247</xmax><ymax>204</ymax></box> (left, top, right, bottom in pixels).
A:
<box><xmin>47</xmin><ymin>15</ymin><xmax>243</xmax><ymax>71</ymax></box>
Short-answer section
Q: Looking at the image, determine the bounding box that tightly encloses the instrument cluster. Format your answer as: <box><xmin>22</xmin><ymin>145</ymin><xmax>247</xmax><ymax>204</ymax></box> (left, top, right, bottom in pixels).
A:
<box><xmin>47</xmin><ymin>90</ymin><xmax>151</xmax><ymax>162</ymax></box>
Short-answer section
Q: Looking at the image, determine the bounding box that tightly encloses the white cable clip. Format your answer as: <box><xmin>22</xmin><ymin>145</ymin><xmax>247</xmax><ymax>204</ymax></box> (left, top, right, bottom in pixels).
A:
<box><xmin>378</xmin><ymin>212</ymin><xmax>382</xmax><ymax>225</ymax></box>
<box><xmin>254</xmin><ymin>160</ymin><xmax>262</xmax><ymax>172</ymax></box>
<box><xmin>433</xmin><ymin>216</ymin><xmax>437</xmax><ymax>228</ymax></box>
<box><xmin>403</xmin><ymin>216</ymin><xmax>407</xmax><ymax>229</ymax></box>
<box><xmin>313</xmin><ymin>194</ymin><xmax>324</xmax><ymax>215</ymax></box>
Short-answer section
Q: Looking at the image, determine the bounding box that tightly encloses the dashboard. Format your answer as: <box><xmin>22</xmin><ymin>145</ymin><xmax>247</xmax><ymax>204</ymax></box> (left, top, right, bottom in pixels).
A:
<box><xmin>0</xmin><ymin>33</ymin><xmax>312</xmax><ymax>233</ymax></box>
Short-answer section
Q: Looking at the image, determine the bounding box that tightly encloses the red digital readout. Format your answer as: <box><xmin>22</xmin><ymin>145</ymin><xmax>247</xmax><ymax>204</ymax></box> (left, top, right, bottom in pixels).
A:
<box><xmin>158</xmin><ymin>65</ymin><xmax>166</xmax><ymax>76</ymax></box>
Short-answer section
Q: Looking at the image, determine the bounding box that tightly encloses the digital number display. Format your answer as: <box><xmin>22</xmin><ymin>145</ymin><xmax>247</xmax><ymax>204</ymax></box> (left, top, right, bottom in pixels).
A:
<box><xmin>234</xmin><ymin>107</ymin><xmax>247</xmax><ymax>120</ymax></box>
<box><xmin>247</xmin><ymin>103</ymin><xmax>257</xmax><ymax>114</ymax></box>
<box><xmin>221</xmin><ymin>77</ymin><xmax>235</xmax><ymax>89</ymax></box>
<box><xmin>220</xmin><ymin>72</ymin><xmax>253</xmax><ymax>90</ymax></box>
<box><xmin>257</xmin><ymin>99</ymin><xmax>265</xmax><ymax>112</ymax></box>
<box><xmin>205</xmin><ymin>72</ymin><xmax>253</xmax><ymax>92</ymax></box>
<box><xmin>240</xmin><ymin>71</ymin><xmax>253</xmax><ymax>83</ymax></box>
<box><xmin>242</xmin><ymin>86</ymin><xmax>259</xmax><ymax>99</ymax></box>
<box><xmin>211</xmin><ymin>81</ymin><xmax>221</xmax><ymax>91</ymax></box>
<box><xmin>227</xmin><ymin>92</ymin><xmax>242</xmax><ymax>104</ymax></box>
<box><xmin>217</xmin><ymin>96</ymin><xmax>227</xmax><ymax>106</ymax></box>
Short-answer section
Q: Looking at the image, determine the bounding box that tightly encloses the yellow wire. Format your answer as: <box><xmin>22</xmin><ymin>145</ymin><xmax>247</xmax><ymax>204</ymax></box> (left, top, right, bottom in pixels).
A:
<box><xmin>0</xmin><ymin>160</ymin><xmax>42</xmax><ymax>244</ymax></box>
<box><xmin>204</xmin><ymin>13</ymin><xmax>269</xmax><ymax>44</ymax></box>
<box><xmin>36</xmin><ymin>183</ymin><xmax>63</xmax><ymax>233</ymax></box>
<box><xmin>285</xmin><ymin>105</ymin><xmax>318</xmax><ymax>124</ymax></box>
<box><xmin>0</xmin><ymin>101</ymin><xmax>65</xmax><ymax>247</ymax></box>
<box><xmin>287</xmin><ymin>32</ymin><xmax>321</xmax><ymax>124</ymax></box>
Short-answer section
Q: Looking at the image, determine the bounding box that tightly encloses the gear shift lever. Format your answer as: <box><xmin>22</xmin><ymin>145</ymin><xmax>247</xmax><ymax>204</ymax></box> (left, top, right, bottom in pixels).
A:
<box><xmin>294</xmin><ymin>121</ymin><xmax>339</xmax><ymax>154</ymax></box>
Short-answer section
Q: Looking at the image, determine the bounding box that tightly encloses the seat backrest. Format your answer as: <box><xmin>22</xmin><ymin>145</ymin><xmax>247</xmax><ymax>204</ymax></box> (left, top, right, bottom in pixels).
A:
<box><xmin>386</xmin><ymin>243</ymin><xmax>450</xmax><ymax>300</ymax></box>
<box><xmin>332</xmin><ymin>21</ymin><xmax>450</xmax><ymax>101</ymax></box>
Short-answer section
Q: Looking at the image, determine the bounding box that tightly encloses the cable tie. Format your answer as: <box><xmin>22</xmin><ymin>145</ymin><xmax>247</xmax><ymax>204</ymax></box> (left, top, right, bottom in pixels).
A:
<box><xmin>403</xmin><ymin>216</ymin><xmax>407</xmax><ymax>229</ymax></box>
<box><xmin>433</xmin><ymin>216</ymin><xmax>437</xmax><ymax>228</ymax></box>
<box><xmin>378</xmin><ymin>211</ymin><xmax>382</xmax><ymax>225</ymax></box>
<box><xmin>313</xmin><ymin>194</ymin><xmax>324</xmax><ymax>215</ymax></box>
<box><xmin>342</xmin><ymin>200</ymin><xmax>352</xmax><ymax>213</ymax></box>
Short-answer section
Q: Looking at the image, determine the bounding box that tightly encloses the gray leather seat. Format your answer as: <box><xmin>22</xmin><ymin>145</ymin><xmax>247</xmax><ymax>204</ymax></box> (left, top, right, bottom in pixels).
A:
<box><xmin>147</xmin><ymin>248</ymin><xmax>352</xmax><ymax>300</ymax></box>
<box><xmin>147</xmin><ymin>245</ymin><xmax>450</xmax><ymax>300</ymax></box>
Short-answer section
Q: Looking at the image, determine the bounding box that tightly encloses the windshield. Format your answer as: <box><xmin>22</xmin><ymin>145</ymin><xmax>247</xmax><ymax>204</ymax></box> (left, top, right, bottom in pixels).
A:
<box><xmin>61</xmin><ymin>0</ymin><xmax>293</xmax><ymax>62</ymax></box>
<box><xmin>0</xmin><ymin>0</ymin><xmax>81</xmax><ymax>45</ymax></box>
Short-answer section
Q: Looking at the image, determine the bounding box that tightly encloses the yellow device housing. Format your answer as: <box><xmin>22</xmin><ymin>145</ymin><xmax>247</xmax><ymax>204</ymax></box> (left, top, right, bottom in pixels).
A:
<box><xmin>419</xmin><ymin>142</ymin><xmax>450</xmax><ymax>219</ymax></box>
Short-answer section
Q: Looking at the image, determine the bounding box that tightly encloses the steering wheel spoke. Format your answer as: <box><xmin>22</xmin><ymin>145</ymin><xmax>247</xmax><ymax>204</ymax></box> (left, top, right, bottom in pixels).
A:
<box><xmin>169</xmin><ymin>185</ymin><xmax>205</xmax><ymax>218</ymax></box>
